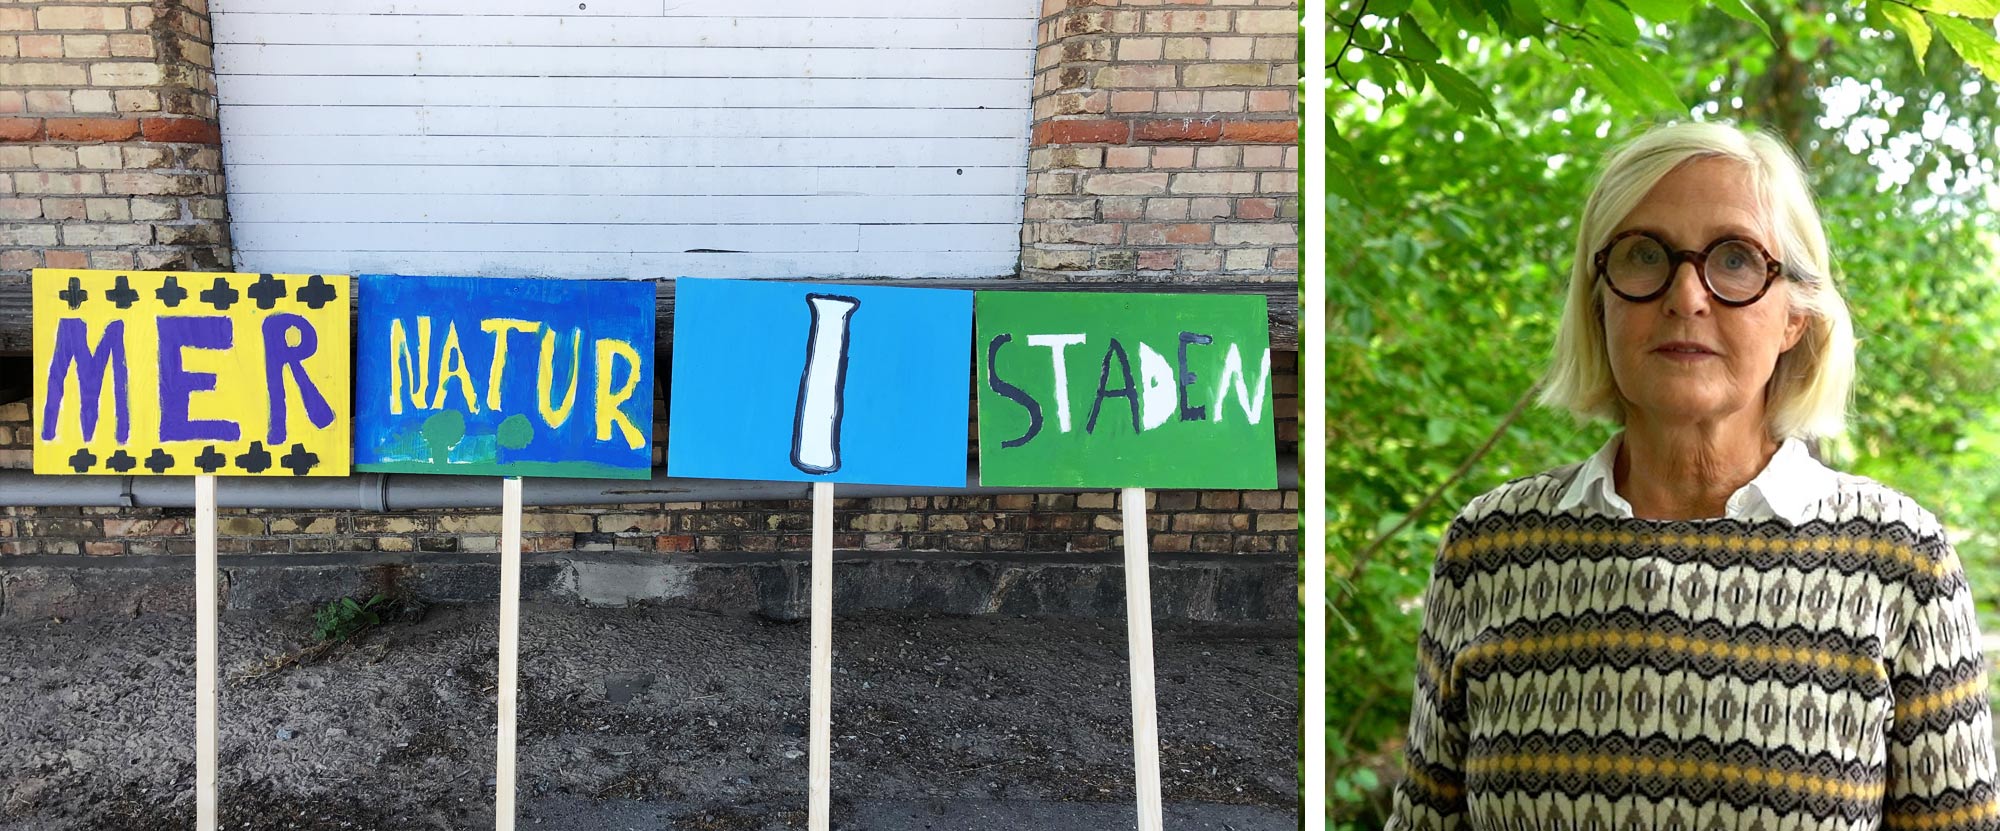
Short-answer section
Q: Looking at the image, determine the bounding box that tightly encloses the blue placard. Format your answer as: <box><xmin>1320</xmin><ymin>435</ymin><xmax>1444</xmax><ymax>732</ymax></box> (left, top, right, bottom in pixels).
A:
<box><xmin>355</xmin><ymin>274</ymin><xmax>655</xmax><ymax>479</ymax></box>
<box><xmin>667</xmin><ymin>278</ymin><xmax>971</xmax><ymax>487</ymax></box>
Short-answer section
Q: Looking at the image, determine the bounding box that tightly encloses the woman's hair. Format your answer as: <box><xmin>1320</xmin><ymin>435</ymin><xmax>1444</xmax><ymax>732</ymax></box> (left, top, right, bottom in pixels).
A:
<box><xmin>1538</xmin><ymin>121</ymin><xmax>1856</xmax><ymax>440</ymax></box>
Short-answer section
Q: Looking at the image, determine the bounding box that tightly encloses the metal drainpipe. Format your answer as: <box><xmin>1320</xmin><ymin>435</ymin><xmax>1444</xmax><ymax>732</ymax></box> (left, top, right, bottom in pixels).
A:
<box><xmin>0</xmin><ymin>456</ymin><xmax>1300</xmax><ymax>510</ymax></box>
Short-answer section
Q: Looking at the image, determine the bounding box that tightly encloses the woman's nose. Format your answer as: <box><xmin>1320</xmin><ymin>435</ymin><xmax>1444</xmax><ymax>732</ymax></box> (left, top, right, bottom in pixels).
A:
<box><xmin>1662</xmin><ymin>258</ymin><xmax>1710</xmax><ymax>317</ymax></box>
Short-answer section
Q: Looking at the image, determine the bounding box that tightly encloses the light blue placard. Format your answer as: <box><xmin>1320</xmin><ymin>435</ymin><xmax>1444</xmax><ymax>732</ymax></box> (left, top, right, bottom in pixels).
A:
<box><xmin>667</xmin><ymin>278</ymin><xmax>971</xmax><ymax>487</ymax></box>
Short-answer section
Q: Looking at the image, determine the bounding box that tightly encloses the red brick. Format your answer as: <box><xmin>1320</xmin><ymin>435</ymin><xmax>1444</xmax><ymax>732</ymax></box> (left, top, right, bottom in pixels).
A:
<box><xmin>1220</xmin><ymin>119</ymin><xmax>1297</xmax><ymax>143</ymax></box>
<box><xmin>0</xmin><ymin>118</ymin><xmax>44</xmax><ymax>142</ymax></box>
<box><xmin>1237</xmin><ymin>198</ymin><xmax>1278</xmax><ymax>220</ymax></box>
<box><xmin>44</xmin><ymin>117</ymin><xmax>138</xmax><ymax>142</ymax></box>
<box><xmin>45</xmin><ymin>250</ymin><xmax>88</xmax><ymax>269</ymax></box>
<box><xmin>141</xmin><ymin>117</ymin><xmax>219</xmax><ymax>144</ymax></box>
<box><xmin>1135</xmin><ymin>118</ymin><xmax>1223</xmax><ymax>142</ymax></box>
<box><xmin>1033</xmin><ymin>118</ymin><xmax>1130</xmax><ymax>145</ymax></box>
<box><xmin>656</xmin><ymin>534</ymin><xmax>696</xmax><ymax>552</ymax></box>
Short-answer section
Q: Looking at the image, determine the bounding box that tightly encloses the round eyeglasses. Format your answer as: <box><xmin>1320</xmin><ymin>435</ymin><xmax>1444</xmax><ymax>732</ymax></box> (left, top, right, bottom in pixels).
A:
<box><xmin>1592</xmin><ymin>230</ymin><xmax>1786</xmax><ymax>307</ymax></box>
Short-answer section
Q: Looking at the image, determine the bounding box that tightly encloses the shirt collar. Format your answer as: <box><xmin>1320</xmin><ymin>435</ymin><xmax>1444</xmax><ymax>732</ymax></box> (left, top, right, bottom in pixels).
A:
<box><xmin>1552</xmin><ymin>433</ymin><xmax>1835</xmax><ymax>524</ymax></box>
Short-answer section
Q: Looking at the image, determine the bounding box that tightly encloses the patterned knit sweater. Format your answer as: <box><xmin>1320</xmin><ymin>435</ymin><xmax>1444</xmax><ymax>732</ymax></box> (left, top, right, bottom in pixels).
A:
<box><xmin>1387</xmin><ymin>465</ymin><xmax>2000</xmax><ymax>831</ymax></box>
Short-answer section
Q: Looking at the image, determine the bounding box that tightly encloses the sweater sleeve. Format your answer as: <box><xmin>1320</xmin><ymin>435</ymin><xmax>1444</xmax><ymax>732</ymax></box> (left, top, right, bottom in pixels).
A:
<box><xmin>1884</xmin><ymin>534</ymin><xmax>2000</xmax><ymax>830</ymax></box>
<box><xmin>1385</xmin><ymin>529</ymin><xmax>1471</xmax><ymax>831</ymax></box>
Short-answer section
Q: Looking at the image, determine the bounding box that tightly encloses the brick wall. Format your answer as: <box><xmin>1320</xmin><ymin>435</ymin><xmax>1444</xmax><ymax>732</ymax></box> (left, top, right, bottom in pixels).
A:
<box><xmin>1022</xmin><ymin>0</ymin><xmax>1298</xmax><ymax>282</ymax></box>
<box><xmin>0</xmin><ymin>0</ymin><xmax>228</xmax><ymax>278</ymax></box>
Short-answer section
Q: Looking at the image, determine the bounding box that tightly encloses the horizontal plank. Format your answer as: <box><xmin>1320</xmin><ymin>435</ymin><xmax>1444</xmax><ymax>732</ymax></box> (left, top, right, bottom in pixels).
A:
<box><xmin>230</xmin><ymin>222</ymin><xmax>1023</xmax><ymax>253</ymax></box>
<box><xmin>215</xmin><ymin>75</ymin><xmax>1032</xmax><ymax>109</ymax></box>
<box><xmin>0</xmin><ymin>276</ymin><xmax>1298</xmax><ymax>355</ymax></box>
<box><xmin>231</xmin><ymin>250</ymin><xmax>1024</xmax><ymax>280</ymax></box>
<box><xmin>214</xmin><ymin>14</ymin><xmax>1037</xmax><ymax>49</ymax></box>
<box><xmin>223</xmin><ymin>164</ymin><xmax>1026</xmax><ymax>196</ymax></box>
<box><xmin>225</xmin><ymin>194</ymin><xmax>1027</xmax><ymax>224</ymax></box>
<box><xmin>214</xmin><ymin>0</ymin><xmax>1036</xmax><ymax>18</ymax></box>
<box><xmin>216</xmin><ymin>105</ymin><xmax>1033</xmax><ymax>139</ymax></box>
<box><xmin>218</xmin><ymin>134</ymin><xmax>1029</xmax><ymax>167</ymax></box>
<box><xmin>216</xmin><ymin>44</ymin><xmax>1032</xmax><ymax>79</ymax></box>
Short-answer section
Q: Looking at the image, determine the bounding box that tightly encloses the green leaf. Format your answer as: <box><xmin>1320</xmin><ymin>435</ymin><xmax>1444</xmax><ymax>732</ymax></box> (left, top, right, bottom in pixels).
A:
<box><xmin>1570</xmin><ymin>36</ymin><xmax>1687</xmax><ymax>115</ymax></box>
<box><xmin>1884</xmin><ymin>2</ymin><xmax>1934</xmax><ymax>65</ymax></box>
<box><xmin>1624</xmin><ymin>0</ymin><xmax>1695</xmax><ymax>22</ymax></box>
<box><xmin>1399</xmin><ymin>14</ymin><xmax>1443</xmax><ymax>59</ymax></box>
<box><xmin>1426</xmin><ymin>417</ymin><xmax>1455</xmax><ymax>445</ymax></box>
<box><xmin>1403</xmin><ymin>58</ymin><xmax>1430</xmax><ymax>93</ymax></box>
<box><xmin>1370</xmin><ymin>0</ymin><xmax>1417</xmax><ymax>18</ymax></box>
<box><xmin>1509</xmin><ymin>0</ymin><xmax>1547</xmax><ymax>32</ymax></box>
<box><xmin>1920</xmin><ymin>0</ymin><xmax>2000</xmax><ymax>16</ymax></box>
<box><xmin>1711</xmin><ymin>0</ymin><xmax>1774</xmax><ymax>43</ymax></box>
<box><xmin>1931</xmin><ymin>13</ymin><xmax>2000</xmax><ymax>81</ymax></box>
<box><xmin>1425</xmin><ymin>61</ymin><xmax>1498</xmax><ymax>116</ymax></box>
<box><xmin>1585</xmin><ymin>0</ymin><xmax>1642</xmax><ymax>43</ymax></box>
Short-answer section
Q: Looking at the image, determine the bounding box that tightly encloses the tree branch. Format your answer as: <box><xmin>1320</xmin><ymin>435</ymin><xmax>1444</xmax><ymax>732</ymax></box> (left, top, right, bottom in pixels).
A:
<box><xmin>1333</xmin><ymin>382</ymin><xmax>1540</xmax><ymax>602</ymax></box>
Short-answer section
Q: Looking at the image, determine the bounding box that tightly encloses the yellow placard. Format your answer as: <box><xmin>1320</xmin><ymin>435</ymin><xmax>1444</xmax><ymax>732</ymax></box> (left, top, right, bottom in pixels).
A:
<box><xmin>33</xmin><ymin>269</ymin><xmax>351</xmax><ymax>476</ymax></box>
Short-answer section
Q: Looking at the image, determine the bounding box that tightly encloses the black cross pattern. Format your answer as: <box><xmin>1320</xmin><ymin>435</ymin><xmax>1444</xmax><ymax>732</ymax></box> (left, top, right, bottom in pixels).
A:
<box><xmin>58</xmin><ymin>277</ymin><xmax>87</xmax><ymax>309</ymax></box>
<box><xmin>104</xmin><ymin>450</ymin><xmax>137</xmax><ymax>473</ymax></box>
<box><xmin>67</xmin><ymin>448</ymin><xmax>96</xmax><ymax>473</ymax></box>
<box><xmin>105</xmin><ymin>275</ymin><xmax>139</xmax><ymax>309</ymax></box>
<box><xmin>280</xmin><ymin>444</ymin><xmax>319</xmax><ymax>476</ymax></box>
<box><xmin>193</xmin><ymin>445</ymin><xmax>226</xmax><ymax>473</ymax></box>
<box><xmin>155</xmin><ymin>275</ymin><xmax>188</xmax><ymax>308</ymax></box>
<box><xmin>295</xmin><ymin>275</ymin><xmax>338</xmax><ymax>309</ymax></box>
<box><xmin>143</xmin><ymin>448</ymin><xmax>175</xmax><ymax>473</ymax></box>
<box><xmin>247</xmin><ymin>274</ymin><xmax>288</xmax><ymax>310</ymax></box>
<box><xmin>235</xmin><ymin>442</ymin><xmax>272</xmax><ymax>474</ymax></box>
<box><xmin>200</xmin><ymin>277</ymin><xmax>238</xmax><ymax>311</ymax></box>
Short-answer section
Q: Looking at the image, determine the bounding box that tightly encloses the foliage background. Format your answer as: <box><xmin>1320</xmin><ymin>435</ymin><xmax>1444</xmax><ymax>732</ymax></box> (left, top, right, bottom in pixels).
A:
<box><xmin>1327</xmin><ymin>0</ymin><xmax>2000</xmax><ymax>826</ymax></box>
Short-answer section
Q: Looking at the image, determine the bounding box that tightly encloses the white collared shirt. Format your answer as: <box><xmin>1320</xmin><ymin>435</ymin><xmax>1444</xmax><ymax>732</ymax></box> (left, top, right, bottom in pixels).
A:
<box><xmin>1551</xmin><ymin>433</ymin><xmax>1837</xmax><ymax>524</ymax></box>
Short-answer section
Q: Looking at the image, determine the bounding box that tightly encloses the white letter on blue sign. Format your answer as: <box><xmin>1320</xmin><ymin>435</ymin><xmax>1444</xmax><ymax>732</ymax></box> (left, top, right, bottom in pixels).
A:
<box><xmin>791</xmin><ymin>294</ymin><xmax>860</xmax><ymax>474</ymax></box>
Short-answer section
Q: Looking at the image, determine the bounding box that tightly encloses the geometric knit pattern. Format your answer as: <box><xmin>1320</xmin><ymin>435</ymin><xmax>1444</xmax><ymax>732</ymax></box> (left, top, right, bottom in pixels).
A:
<box><xmin>1387</xmin><ymin>465</ymin><xmax>2000</xmax><ymax>831</ymax></box>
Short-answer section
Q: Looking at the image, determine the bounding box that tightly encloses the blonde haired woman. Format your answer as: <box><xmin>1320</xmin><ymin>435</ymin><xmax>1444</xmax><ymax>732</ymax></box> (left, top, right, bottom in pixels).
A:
<box><xmin>1387</xmin><ymin>122</ymin><xmax>2000</xmax><ymax>830</ymax></box>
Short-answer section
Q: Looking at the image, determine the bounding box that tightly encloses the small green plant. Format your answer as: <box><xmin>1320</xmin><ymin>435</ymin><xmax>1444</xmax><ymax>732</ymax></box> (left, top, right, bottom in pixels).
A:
<box><xmin>313</xmin><ymin>593</ymin><xmax>387</xmax><ymax>643</ymax></box>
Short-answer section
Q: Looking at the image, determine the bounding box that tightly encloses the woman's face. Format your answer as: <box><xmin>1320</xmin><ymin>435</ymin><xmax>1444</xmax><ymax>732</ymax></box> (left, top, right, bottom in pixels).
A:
<box><xmin>1601</xmin><ymin>157</ymin><xmax>1807</xmax><ymax>432</ymax></box>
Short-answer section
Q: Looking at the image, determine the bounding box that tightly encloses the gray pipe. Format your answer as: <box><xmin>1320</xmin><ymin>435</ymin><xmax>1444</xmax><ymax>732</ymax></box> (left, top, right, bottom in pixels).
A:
<box><xmin>0</xmin><ymin>456</ymin><xmax>1299</xmax><ymax>510</ymax></box>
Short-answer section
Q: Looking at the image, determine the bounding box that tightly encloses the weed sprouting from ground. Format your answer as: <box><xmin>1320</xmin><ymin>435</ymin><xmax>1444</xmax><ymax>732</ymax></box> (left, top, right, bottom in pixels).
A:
<box><xmin>234</xmin><ymin>590</ymin><xmax>425</xmax><ymax>684</ymax></box>
<box><xmin>313</xmin><ymin>593</ymin><xmax>386</xmax><ymax>643</ymax></box>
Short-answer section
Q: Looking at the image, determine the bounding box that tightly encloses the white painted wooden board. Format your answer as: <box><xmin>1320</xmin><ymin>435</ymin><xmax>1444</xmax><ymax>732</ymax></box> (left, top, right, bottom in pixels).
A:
<box><xmin>211</xmin><ymin>0</ymin><xmax>1037</xmax><ymax>279</ymax></box>
<box><xmin>234</xmin><ymin>251</ymin><xmax>1017</xmax><ymax>280</ymax></box>
<box><xmin>218</xmin><ymin>107</ymin><xmax>1030</xmax><ymax>139</ymax></box>
<box><xmin>216</xmin><ymin>45</ymin><xmax>1032</xmax><ymax>79</ymax></box>
<box><xmin>223</xmin><ymin>135</ymin><xmax>1026</xmax><ymax>167</ymax></box>
<box><xmin>228</xmin><ymin>194</ymin><xmax>1021</xmax><ymax>224</ymax></box>
<box><xmin>219</xmin><ymin>0</ymin><xmax>1031</xmax><ymax>18</ymax></box>
<box><xmin>225</xmin><ymin>165</ymin><xmax>1021</xmax><ymax>196</ymax></box>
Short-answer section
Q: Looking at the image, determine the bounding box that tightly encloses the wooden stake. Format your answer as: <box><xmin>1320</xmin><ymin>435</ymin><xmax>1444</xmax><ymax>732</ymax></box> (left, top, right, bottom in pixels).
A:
<box><xmin>195</xmin><ymin>473</ymin><xmax>218</xmax><ymax>831</ymax></box>
<box><xmin>809</xmin><ymin>480</ymin><xmax>834</xmax><ymax>831</ymax></box>
<box><xmin>1123</xmin><ymin>486</ymin><xmax>1164</xmax><ymax>831</ymax></box>
<box><xmin>497</xmin><ymin>476</ymin><xmax>523</xmax><ymax>831</ymax></box>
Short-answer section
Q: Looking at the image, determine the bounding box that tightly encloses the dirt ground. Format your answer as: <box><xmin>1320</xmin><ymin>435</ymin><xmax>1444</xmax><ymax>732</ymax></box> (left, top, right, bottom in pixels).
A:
<box><xmin>0</xmin><ymin>603</ymin><xmax>1297</xmax><ymax>830</ymax></box>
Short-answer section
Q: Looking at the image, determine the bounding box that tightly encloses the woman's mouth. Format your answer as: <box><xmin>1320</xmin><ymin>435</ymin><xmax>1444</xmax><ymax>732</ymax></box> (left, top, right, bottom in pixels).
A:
<box><xmin>1653</xmin><ymin>341</ymin><xmax>1717</xmax><ymax>360</ymax></box>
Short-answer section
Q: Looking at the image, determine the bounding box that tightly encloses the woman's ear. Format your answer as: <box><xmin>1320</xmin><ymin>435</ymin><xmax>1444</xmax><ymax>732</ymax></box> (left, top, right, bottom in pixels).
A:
<box><xmin>1782</xmin><ymin>309</ymin><xmax>1808</xmax><ymax>352</ymax></box>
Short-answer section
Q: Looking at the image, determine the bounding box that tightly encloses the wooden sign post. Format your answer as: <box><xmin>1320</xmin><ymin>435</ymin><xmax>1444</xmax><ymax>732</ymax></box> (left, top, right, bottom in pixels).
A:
<box><xmin>668</xmin><ymin>278</ymin><xmax>972</xmax><ymax>830</ymax></box>
<box><xmin>32</xmin><ymin>268</ymin><xmax>354</xmax><ymax>831</ymax></box>
<box><xmin>353</xmin><ymin>274</ymin><xmax>656</xmax><ymax>831</ymax></box>
<box><xmin>974</xmin><ymin>291</ymin><xmax>1277</xmax><ymax>830</ymax></box>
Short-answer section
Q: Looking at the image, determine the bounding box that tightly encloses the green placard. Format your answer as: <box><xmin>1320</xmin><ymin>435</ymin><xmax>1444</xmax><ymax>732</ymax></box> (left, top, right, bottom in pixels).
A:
<box><xmin>976</xmin><ymin>292</ymin><xmax>1277</xmax><ymax>489</ymax></box>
